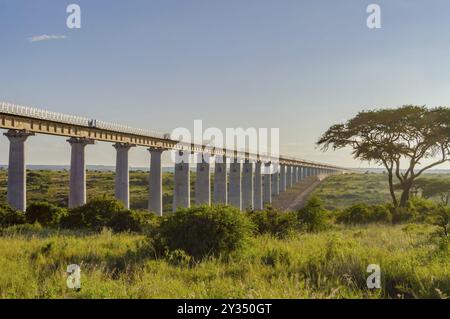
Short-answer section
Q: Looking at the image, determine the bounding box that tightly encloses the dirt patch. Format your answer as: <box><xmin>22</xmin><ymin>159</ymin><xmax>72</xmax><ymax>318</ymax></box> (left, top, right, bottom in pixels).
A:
<box><xmin>271</xmin><ymin>175</ymin><xmax>326</xmax><ymax>211</ymax></box>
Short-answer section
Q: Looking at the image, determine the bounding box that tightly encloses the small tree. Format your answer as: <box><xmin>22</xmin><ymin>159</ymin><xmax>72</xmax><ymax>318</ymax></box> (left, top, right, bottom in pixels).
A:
<box><xmin>318</xmin><ymin>106</ymin><xmax>450</xmax><ymax>207</ymax></box>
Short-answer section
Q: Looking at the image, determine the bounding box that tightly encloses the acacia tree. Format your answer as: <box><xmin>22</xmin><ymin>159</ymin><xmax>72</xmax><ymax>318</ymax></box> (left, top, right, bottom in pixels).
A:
<box><xmin>317</xmin><ymin>106</ymin><xmax>450</xmax><ymax>207</ymax></box>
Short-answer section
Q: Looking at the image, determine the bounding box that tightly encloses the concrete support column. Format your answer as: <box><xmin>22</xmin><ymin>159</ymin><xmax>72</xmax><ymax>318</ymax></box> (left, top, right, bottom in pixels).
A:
<box><xmin>292</xmin><ymin>166</ymin><xmax>298</xmax><ymax>184</ymax></box>
<box><xmin>253</xmin><ymin>161</ymin><xmax>263</xmax><ymax>210</ymax></box>
<box><xmin>297</xmin><ymin>166</ymin><xmax>303</xmax><ymax>181</ymax></box>
<box><xmin>263</xmin><ymin>163</ymin><xmax>272</xmax><ymax>205</ymax></box>
<box><xmin>113</xmin><ymin>143</ymin><xmax>134</xmax><ymax>209</ymax></box>
<box><xmin>286</xmin><ymin>165</ymin><xmax>292</xmax><ymax>188</ymax></box>
<box><xmin>306</xmin><ymin>167</ymin><xmax>311</xmax><ymax>177</ymax></box>
<box><xmin>229</xmin><ymin>158</ymin><xmax>242</xmax><ymax>210</ymax></box>
<box><xmin>279</xmin><ymin>164</ymin><xmax>286</xmax><ymax>192</ymax></box>
<box><xmin>242</xmin><ymin>160</ymin><xmax>254</xmax><ymax>210</ymax></box>
<box><xmin>271</xmin><ymin>164</ymin><xmax>279</xmax><ymax>196</ymax></box>
<box><xmin>173</xmin><ymin>150</ymin><xmax>190</xmax><ymax>211</ymax></box>
<box><xmin>213</xmin><ymin>156</ymin><xmax>227</xmax><ymax>204</ymax></box>
<box><xmin>4</xmin><ymin>130</ymin><xmax>34</xmax><ymax>211</ymax></box>
<box><xmin>195</xmin><ymin>153</ymin><xmax>211</xmax><ymax>206</ymax></box>
<box><xmin>68</xmin><ymin>137</ymin><xmax>95</xmax><ymax>208</ymax></box>
<box><xmin>149</xmin><ymin>148</ymin><xmax>164</xmax><ymax>215</ymax></box>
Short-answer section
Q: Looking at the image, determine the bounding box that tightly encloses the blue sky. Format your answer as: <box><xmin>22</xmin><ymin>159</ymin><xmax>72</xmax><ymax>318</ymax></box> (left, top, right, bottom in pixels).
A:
<box><xmin>1</xmin><ymin>0</ymin><xmax>450</xmax><ymax>169</ymax></box>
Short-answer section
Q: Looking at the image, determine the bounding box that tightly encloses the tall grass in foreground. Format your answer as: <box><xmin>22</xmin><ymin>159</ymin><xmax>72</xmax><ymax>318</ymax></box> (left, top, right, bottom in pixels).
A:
<box><xmin>0</xmin><ymin>224</ymin><xmax>448</xmax><ymax>299</ymax></box>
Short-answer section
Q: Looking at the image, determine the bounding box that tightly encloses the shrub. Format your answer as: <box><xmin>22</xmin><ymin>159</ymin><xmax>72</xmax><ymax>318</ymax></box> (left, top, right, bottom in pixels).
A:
<box><xmin>60</xmin><ymin>198</ymin><xmax>153</xmax><ymax>232</ymax></box>
<box><xmin>297</xmin><ymin>197</ymin><xmax>330</xmax><ymax>232</ymax></box>
<box><xmin>432</xmin><ymin>205</ymin><xmax>449</xmax><ymax>238</ymax></box>
<box><xmin>404</xmin><ymin>197</ymin><xmax>437</xmax><ymax>223</ymax></box>
<box><xmin>337</xmin><ymin>203</ymin><xmax>392</xmax><ymax>225</ymax></box>
<box><xmin>369</xmin><ymin>205</ymin><xmax>392</xmax><ymax>223</ymax></box>
<box><xmin>25</xmin><ymin>202</ymin><xmax>67</xmax><ymax>227</ymax></box>
<box><xmin>108</xmin><ymin>209</ymin><xmax>157</xmax><ymax>233</ymax></box>
<box><xmin>0</xmin><ymin>205</ymin><xmax>26</xmax><ymax>228</ymax></box>
<box><xmin>247</xmin><ymin>206</ymin><xmax>298</xmax><ymax>238</ymax></box>
<box><xmin>154</xmin><ymin>205</ymin><xmax>253</xmax><ymax>260</ymax></box>
<box><xmin>60</xmin><ymin>198</ymin><xmax>125</xmax><ymax>230</ymax></box>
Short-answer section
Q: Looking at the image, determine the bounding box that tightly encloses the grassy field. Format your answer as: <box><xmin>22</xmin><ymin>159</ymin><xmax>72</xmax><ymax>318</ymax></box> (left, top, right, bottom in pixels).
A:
<box><xmin>0</xmin><ymin>170</ymin><xmax>449</xmax><ymax>299</ymax></box>
<box><xmin>0</xmin><ymin>224</ymin><xmax>448</xmax><ymax>299</ymax></box>
<box><xmin>311</xmin><ymin>172</ymin><xmax>450</xmax><ymax>210</ymax></box>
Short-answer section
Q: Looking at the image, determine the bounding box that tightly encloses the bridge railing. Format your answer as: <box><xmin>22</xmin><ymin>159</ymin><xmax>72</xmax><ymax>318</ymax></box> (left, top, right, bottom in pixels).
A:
<box><xmin>1</xmin><ymin>102</ymin><xmax>167</xmax><ymax>140</ymax></box>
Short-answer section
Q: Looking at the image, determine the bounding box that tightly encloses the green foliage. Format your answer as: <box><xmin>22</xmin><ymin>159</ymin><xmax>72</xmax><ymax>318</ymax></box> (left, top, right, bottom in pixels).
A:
<box><xmin>247</xmin><ymin>206</ymin><xmax>298</xmax><ymax>238</ymax></box>
<box><xmin>337</xmin><ymin>203</ymin><xmax>392</xmax><ymax>225</ymax></box>
<box><xmin>432</xmin><ymin>205</ymin><xmax>450</xmax><ymax>238</ymax></box>
<box><xmin>297</xmin><ymin>197</ymin><xmax>330</xmax><ymax>232</ymax></box>
<box><xmin>415</xmin><ymin>178</ymin><xmax>450</xmax><ymax>205</ymax></box>
<box><xmin>261</xmin><ymin>248</ymin><xmax>292</xmax><ymax>267</ymax></box>
<box><xmin>60</xmin><ymin>198</ymin><xmax>153</xmax><ymax>232</ymax></box>
<box><xmin>0</xmin><ymin>224</ymin><xmax>448</xmax><ymax>298</ymax></box>
<box><xmin>108</xmin><ymin>209</ymin><xmax>157</xmax><ymax>233</ymax></box>
<box><xmin>165</xmin><ymin>249</ymin><xmax>192</xmax><ymax>266</ymax></box>
<box><xmin>25</xmin><ymin>202</ymin><xmax>67</xmax><ymax>227</ymax></box>
<box><xmin>0</xmin><ymin>204</ymin><xmax>26</xmax><ymax>228</ymax></box>
<box><xmin>154</xmin><ymin>205</ymin><xmax>253</xmax><ymax>260</ymax></box>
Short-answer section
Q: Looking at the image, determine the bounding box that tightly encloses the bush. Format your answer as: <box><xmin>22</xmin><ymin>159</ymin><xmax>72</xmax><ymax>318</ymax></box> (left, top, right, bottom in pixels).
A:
<box><xmin>154</xmin><ymin>205</ymin><xmax>253</xmax><ymax>260</ymax></box>
<box><xmin>337</xmin><ymin>203</ymin><xmax>392</xmax><ymax>225</ymax></box>
<box><xmin>0</xmin><ymin>205</ymin><xmax>26</xmax><ymax>228</ymax></box>
<box><xmin>404</xmin><ymin>197</ymin><xmax>437</xmax><ymax>223</ymax></box>
<box><xmin>247</xmin><ymin>206</ymin><xmax>298</xmax><ymax>238</ymax></box>
<box><xmin>108</xmin><ymin>209</ymin><xmax>157</xmax><ymax>233</ymax></box>
<box><xmin>25</xmin><ymin>202</ymin><xmax>67</xmax><ymax>227</ymax></box>
<box><xmin>432</xmin><ymin>205</ymin><xmax>449</xmax><ymax>238</ymax></box>
<box><xmin>60</xmin><ymin>198</ymin><xmax>153</xmax><ymax>232</ymax></box>
<box><xmin>297</xmin><ymin>197</ymin><xmax>330</xmax><ymax>232</ymax></box>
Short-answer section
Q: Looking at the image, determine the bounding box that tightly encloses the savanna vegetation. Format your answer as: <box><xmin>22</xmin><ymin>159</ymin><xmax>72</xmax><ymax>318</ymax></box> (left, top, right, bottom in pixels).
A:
<box><xmin>0</xmin><ymin>169</ymin><xmax>449</xmax><ymax>299</ymax></box>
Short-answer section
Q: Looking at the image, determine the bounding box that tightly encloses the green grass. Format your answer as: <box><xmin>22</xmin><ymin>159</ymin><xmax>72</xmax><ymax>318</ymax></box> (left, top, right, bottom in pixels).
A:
<box><xmin>1</xmin><ymin>169</ymin><xmax>449</xmax><ymax>298</ymax></box>
<box><xmin>312</xmin><ymin>173</ymin><xmax>450</xmax><ymax>210</ymax></box>
<box><xmin>0</xmin><ymin>224</ymin><xmax>448</xmax><ymax>298</ymax></box>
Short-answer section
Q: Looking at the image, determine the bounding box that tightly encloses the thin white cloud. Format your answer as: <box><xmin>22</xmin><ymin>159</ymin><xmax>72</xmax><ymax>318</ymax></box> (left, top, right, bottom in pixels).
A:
<box><xmin>29</xmin><ymin>35</ymin><xmax>67</xmax><ymax>43</ymax></box>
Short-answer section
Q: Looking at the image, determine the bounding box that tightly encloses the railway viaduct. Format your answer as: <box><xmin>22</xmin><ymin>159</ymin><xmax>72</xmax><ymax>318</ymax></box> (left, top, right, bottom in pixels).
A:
<box><xmin>0</xmin><ymin>102</ymin><xmax>347</xmax><ymax>213</ymax></box>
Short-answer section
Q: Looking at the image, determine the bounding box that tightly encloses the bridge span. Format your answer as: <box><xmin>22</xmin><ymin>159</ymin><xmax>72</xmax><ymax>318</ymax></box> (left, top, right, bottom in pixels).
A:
<box><xmin>1</xmin><ymin>102</ymin><xmax>348</xmax><ymax>213</ymax></box>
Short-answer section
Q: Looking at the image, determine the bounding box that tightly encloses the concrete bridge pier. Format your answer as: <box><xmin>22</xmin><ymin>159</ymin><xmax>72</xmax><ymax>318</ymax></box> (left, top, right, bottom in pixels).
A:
<box><xmin>263</xmin><ymin>162</ymin><xmax>272</xmax><ymax>205</ymax></box>
<box><xmin>292</xmin><ymin>166</ymin><xmax>298</xmax><ymax>184</ymax></box>
<box><xmin>68</xmin><ymin>137</ymin><xmax>95</xmax><ymax>208</ymax></box>
<box><xmin>113</xmin><ymin>143</ymin><xmax>134</xmax><ymax>209</ymax></box>
<box><xmin>4</xmin><ymin>130</ymin><xmax>34</xmax><ymax>211</ymax></box>
<box><xmin>213</xmin><ymin>155</ymin><xmax>227</xmax><ymax>204</ymax></box>
<box><xmin>254</xmin><ymin>160</ymin><xmax>263</xmax><ymax>210</ymax></box>
<box><xmin>173</xmin><ymin>150</ymin><xmax>190</xmax><ymax>211</ymax></box>
<box><xmin>298</xmin><ymin>166</ymin><xmax>303</xmax><ymax>181</ymax></box>
<box><xmin>286</xmin><ymin>165</ymin><xmax>292</xmax><ymax>188</ymax></box>
<box><xmin>195</xmin><ymin>153</ymin><xmax>211</xmax><ymax>206</ymax></box>
<box><xmin>271</xmin><ymin>163</ymin><xmax>279</xmax><ymax>196</ymax></box>
<box><xmin>242</xmin><ymin>159</ymin><xmax>254</xmax><ymax>210</ymax></box>
<box><xmin>229</xmin><ymin>158</ymin><xmax>242</xmax><ymax>210</ymax></box>
<box><xmin>148</xmin><ymin>147</ymin><xmax>164</xmax><ymax>215</ymax></box>
<box><xmin>279</xmin><ymin>164</ymin><xmax>286</xmax><ymax>192</ymax></box>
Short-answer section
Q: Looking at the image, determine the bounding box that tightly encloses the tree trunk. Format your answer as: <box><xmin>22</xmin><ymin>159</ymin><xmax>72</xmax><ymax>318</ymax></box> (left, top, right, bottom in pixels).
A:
<box><xmin>399</xmin><ymin>182</ymin><xmax>413</xmax><ymax>207</ymax></box>
<box><xmin>387</xmin><ymin>171</ymin><xmax>398</xmax><ymax>207</ymax></box>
